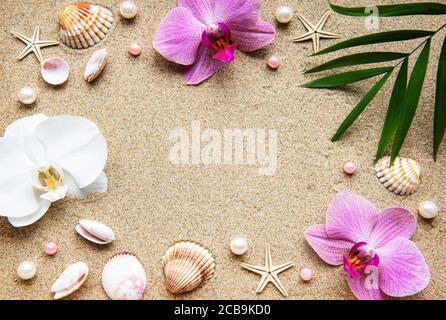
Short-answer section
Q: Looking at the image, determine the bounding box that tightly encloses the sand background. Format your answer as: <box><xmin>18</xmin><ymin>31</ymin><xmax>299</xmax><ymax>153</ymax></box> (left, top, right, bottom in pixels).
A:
<box><xmin>0</xmin><ymin>0</ymin><xmax>445</xmax><ymax>300</ymax></box>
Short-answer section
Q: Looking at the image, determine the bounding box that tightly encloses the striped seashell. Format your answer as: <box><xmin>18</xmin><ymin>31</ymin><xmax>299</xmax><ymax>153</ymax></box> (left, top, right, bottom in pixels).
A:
<box><xmin>162</xmin><ymin>241</ymin><xmax>215</xmax><ymax>294</ymax></box>
<box><xmin>375</xmin><ymin>156</ymin><xmax>421</xmax><ymax>196</ymax></box>
<box><xmin>59</xmin><ymin>3</ymin><xmax>114</xmax><ymax>49</ymax></box>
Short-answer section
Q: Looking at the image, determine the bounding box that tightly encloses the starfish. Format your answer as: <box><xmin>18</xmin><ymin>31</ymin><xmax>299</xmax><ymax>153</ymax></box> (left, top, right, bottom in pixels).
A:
<box><xmin>293</xmin><ymin>11</ymin><xmax>340</xmax><ymax>54</ymax></box>
<box><xmin>241</xmin><ymin>244</ymin><xmax>294</xmax><ymax>297</ymax></box>
<box><xmin>11</xmin><ymin>26</ymin><xmax>59</xmax><ymax>62</ymax></box>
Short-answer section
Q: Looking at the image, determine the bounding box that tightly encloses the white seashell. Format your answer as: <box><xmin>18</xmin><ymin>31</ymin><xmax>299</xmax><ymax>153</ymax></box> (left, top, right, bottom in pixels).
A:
<box><xmin>41</xmin><ymin>57</ymin><xmax>69</xmax><ymax>85</ymax></box>
<box><xmin>84</xmin><ymin>48</ymin><xmax>108</xmax><ymax>82</ymax></box>
<box><xmin>375</xmin><ymin>156</ymin><xmax>421</xmax><ymax>196</ymax></box>
<box><xmin>76</xmin><ymin>219</ymin><xmax>115</xmax><ymax>245</ymax></box>
<box><xmin>51</xmin><ymin>262</ymin><xmax>89</xmax><ymax>300</ymax></box>
<box><xmin>59</xmin><ymin>3</ymin><xmax>114</xmax><ymax>49</ymax></box>
<box><xmin>101</xmin><ymin>252</ymin><xmax>146</xmax><ymax>300</ymax></box>
<box><xmin>162</xmin><ymin>241</ymin><xmax>215</xmax><ymax>294</ymax></box>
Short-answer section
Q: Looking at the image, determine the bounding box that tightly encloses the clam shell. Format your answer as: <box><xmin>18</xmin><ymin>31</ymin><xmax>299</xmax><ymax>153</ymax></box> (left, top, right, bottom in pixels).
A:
<box><xmin>375</xmin><ymin>156</ymin><xmax>421</xmax><ymax>196</ymax></box>
<box><xmin>101</xmin><ymin>252</ymin><xmax>146</xmax><ymax>300</ymax></box>
<box><xmin>75</xmin><ymin>219</ymin><xmax>115</xmax><ymax>244</ymax></box>
<box><xmin>59</xmin><ymin>3</ymin><xmax>114</xmax><ymax>49</ymax></box>
<box><xmin>84</xmin><ymin>48</ymin><xmax>107</xmax><ymax>82</ymax></box>
<box><xmin>41</xmin><ymin>57</ymin><xmax>70</xmax><ymax>85</ymax></box>
<box><xmin>51</xmin><ymin>262</ymin><xmax>88</xmax><ymax>300</ymax></box>
<box><xmin>162</xmin><ymin>241</ymin><xmax>215</xmax><ymax>294</ymax></box>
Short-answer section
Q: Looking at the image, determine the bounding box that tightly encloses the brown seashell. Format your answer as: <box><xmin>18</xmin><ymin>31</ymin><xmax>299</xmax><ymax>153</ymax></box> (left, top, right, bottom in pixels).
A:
<box><xmin>162</xmin><ymin>242</ymin><xmax>215</xmax><ymax>294</ymax></box>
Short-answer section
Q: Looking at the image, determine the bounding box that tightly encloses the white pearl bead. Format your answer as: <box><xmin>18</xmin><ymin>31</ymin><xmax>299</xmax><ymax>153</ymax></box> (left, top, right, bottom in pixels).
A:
<box><xmin>120</xmin><ymin>0</ymin><xmax>138</xmax><ymax>19</ymax></box>
<box><xmin>275</xmin><ymin>5</ymin><xmax>293</xmax><ymax>24</ymax></box>
<box><xmin>230</xmin><ymin>237</ymin><xmax>248</xmax><ymax>255</ymax></box>
<box><xmin>18</xmin><ymin>87</ymin><xmax>37</xmax><ymax>105</ymax></box>
<box><xmin>17</xmin><ymin>261</ymin><xmax>37</xmax><ymax>280</ymax></box>
<box><xmin>418</xmin><ymin>201</ymin><xmax>439</xmax><ymax>219</ymax></box>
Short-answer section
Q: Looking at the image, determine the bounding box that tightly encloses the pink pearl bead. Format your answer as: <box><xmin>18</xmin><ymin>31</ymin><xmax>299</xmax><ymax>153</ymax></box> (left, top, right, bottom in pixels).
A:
<box><xmin>43</xmin><ymin>242</ymin><xmax>58</xmax><ymax>256</ymax></box>
<box><xmin>267</xmin><ymin>55</ymin><xmax>281</xmax><ymax>69</ymax></box>
<box><xmin>128</xmin><ymin>43</ymin><xmax>142</xmax><ymax>57</ymax></box>
<box><xmin>299</xmin><ymin>267</ymin><xmax>313</xmax><ymax>282</ymax></box>
<box><xmin>342</xmin><ymin>160</ymin><xmax>357</xmax><ymax>175</ymax></box>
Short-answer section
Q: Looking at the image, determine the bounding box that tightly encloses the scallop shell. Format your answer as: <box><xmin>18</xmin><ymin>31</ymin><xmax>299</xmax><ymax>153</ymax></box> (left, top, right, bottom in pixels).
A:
<box><xmin>84</xmin><ymin>48</ymin><xmax>107</xmax><ymax>82</ymax></box>
<box><xmin>75</xmin><ymin>219</ymin><xmax>115</xmax><ymax>244</ymax></box>
<box><xmin>59</xmin><ymin>3</ymin><xmax>114</xmax><ymax>49</ymax></box>
<box><xmin>101</xmin><ymin>252</ymin><xmax>147</xmax><ymax>300</ymax></box>
<box><xmin>51</xmin><ymin>262</ymin><xmax>88</xmax><ymax>300</ymax></box>
<box><xmin>375</xmin><ymin>156</ymin><xmax>421</xmax><ymax>196</ymax></box>
<box><xmin>162</xmin><ymin>241</ymin><xmax>215</xmax><ymax>294</ymax></box>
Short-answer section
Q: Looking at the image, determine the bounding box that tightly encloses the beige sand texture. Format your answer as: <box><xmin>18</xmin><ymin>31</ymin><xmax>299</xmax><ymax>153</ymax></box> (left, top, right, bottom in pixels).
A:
<box><xmin>0</xmin><ymin>0</ymin><xmax>445</xmax><ymax>300</ymax></box>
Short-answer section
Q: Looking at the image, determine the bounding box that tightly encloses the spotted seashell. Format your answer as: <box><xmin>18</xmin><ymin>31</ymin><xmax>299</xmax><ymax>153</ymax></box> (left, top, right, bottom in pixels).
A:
<box><xmin>375</xmin><ymin>156</ymin><xmax>421</xmax><ymax>196</ymax></box>
<box><xmin>162</xmin><ymin>241</ymin><xmax>215</xmax><ymax>294</ymax></box>
<box><xmin>84</xmin><ymin>48</ymin><xmax>108</xmax><ymax>82</ymax></box>
<box><xmin>59</xmin><ymin>3</ymin><xmax>114</xmax><ymax>49</ymax></box>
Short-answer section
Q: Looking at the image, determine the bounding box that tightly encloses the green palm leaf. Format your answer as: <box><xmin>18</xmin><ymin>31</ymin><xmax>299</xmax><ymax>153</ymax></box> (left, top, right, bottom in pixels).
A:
<box><xmin>375</xmin><ymin>58</ymin><xmax>408</xmax><ymax>160</ymax></box>
<box><xmin>433</xmin><ymin>35</ymin><xmax>446</xmax><ymax>160</ymax></box>
<box><xmin>391</xmin><ymin>39</ymin><xmax>431</xmax><ymax>163</ymax></box>
<box><xmin>305</xmin><ymin>52</ymin><xmax>407</xmax><ymax>74</ymax></box>
<box><xmin>302</xmin><ymin>67</ymin><xmax>392</xmax><ymax>88</ymax></box>
<box><xmin>314</xmin><ymin>30</ymin><xmax>435</xmax><ymax>56</ymax></box>
<box><xmin>332</xmin><ymin>71</ymin><xmax>393</xmax><ymax>141</ymax></box>
<box><xmin>330</xmin><ymin>2</ymin><xmax>446</xmax><ymax>17</ymax></box>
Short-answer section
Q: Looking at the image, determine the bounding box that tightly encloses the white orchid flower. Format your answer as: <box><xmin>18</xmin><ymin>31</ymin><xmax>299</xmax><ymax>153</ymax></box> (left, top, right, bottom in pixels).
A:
<box><xmin>0</xmin><ymin>114</ymin><xmax>108</xmax><ymax>227</ymax></box>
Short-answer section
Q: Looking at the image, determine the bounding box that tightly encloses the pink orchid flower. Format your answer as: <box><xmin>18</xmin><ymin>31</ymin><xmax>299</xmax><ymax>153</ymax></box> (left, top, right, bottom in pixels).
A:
<box><xmin>153</xmin><ymin>0</ymin><xmax>275</xmax><ymax>85</ymax></box>
<box><xmin>305</xmin><ymin>191</ymin><xmax>430</xmax><ymax>300</ymax></box>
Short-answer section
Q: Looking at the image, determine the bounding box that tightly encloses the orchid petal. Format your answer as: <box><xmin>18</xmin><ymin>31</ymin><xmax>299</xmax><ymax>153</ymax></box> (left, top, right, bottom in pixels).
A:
<box><xmin>40</xmin><ymin>185</ymin><xmax>68</xmax><ymax>202</ymax></box>
<box><xmin>8</xmin><ymin>198</ymin><xmax>51</xmax><ymax>228</ymax></box>
<box><xmin>65</xmin><ymin>171</ymin><xmax>108</xmax><ymax>197</ymax></box>
<box><xmin>183</xmin><ymin>45</ymin><xmax>221</xmax><ymax>85</ymax></box>
<box><xmin>214</xmin><ymin>0</ymin><xmax>260</xmax><ymax>24</ymax></box>
<box><xmin>178</xmin><ymin>0</ymin><xmax>214</xmax><ymax>24</ymax></box>
<box><xmin>0</xmin><ymin>137</ymin><xmax>39</xmax><ymax>218</ymax></box>
<box><xmin>347</xmin><ymin>276</ymin><xmax>387</xmax><ymax>300</ymax></box>
<box><xmin>153</xmin><ymin>7</ymin><xmax>205</xmax><ymax>65</ymax></box>
<box><xmin>230</xmin><ymin>20</ymin><xmax>275</xmax><ymax>52</ymax></box>
<box><xmin>326</xmin><ymin>192</ymin><xmax>377</xmax><ymax>243</ymax></box>
<box><xmin>304</xmin><ymin>224</ymin><xmax>353</xmax><ymax>266</ymax></box>
<box><xmin>4</xmin><ymin>114</ymin><xmax>48</xmax><ymax>138</ymax></box>
<box><xmin>34</xmin><ymin>116</ymin><xmax>107</xmax><ymax>189</ymax></box>
<box><xmin>369</xmin><ymin>208</ymin><xmax>416</xmax><ymax>249</ymax></box>
<box><xmin>376</xmin><ymin>237</ymin><xmax>430</xmax><ymax>297</ymax></box>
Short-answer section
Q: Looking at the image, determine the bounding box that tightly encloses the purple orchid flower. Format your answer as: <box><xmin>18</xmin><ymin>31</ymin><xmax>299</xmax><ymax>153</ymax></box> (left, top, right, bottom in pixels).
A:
<box><xmin>305</xmin><ymin>191</ymin><xmax>430</xmax><ymax>300</ymax></box>
<box><xmin>153</xmin><ymin>0</ymin><xmax>275</xmax><ymax>85</ymax></box>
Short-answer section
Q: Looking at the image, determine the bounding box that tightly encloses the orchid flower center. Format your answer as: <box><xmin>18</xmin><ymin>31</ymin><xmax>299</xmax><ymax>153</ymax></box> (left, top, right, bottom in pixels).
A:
<box><xmin>35</xmin><ymin>165</ymin><xmax>64</xmax><ymax>191</ymax></box>
<box><xmin>343</xmin><ymin>242</ymin><xmax>379</xmax><ymax>278</ymax></box>
<box><xmin>201</xmin><ymin>22</ymin><xmax>237</xmax><ymax>64</ymax></box>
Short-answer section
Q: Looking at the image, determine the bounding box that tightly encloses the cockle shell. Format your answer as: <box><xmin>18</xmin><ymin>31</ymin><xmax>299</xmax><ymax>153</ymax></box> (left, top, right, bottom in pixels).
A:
<box><xmin>41</xmin><ymin>57</ymin><xmax>70</xmax><ymax>85</ymax></box>
<box><xmin>51</xmin><ymin>262</ymin><xmax>89</xmax><ymax>300</ymax></box>
<box><xmin>59</xmin><ymin>3</ymin><xmax>114</xmax><ymax>49</ymax></box>
<box><xmin>101</xmin><ymin>252</ymin><xmax>147</xmax><ymax>300</ymax></box>
<box><xmin>162</xmin><ymin>241</ymin><xmax>215</xmax><ymax>294</ymax></box>
<box><xmin>75</xmin><ymin>219</ymin><xmax>115</xmax><ymax>244</ymax></box>
<box><xmin>84</xmin><ymin>48</ymin><xmax>107</xmax><ymax>82</ymax></box>
<box><xmin>375</xmin><ymin>156</ymin><xmax>421</xmax><ymax>196</ymax></box>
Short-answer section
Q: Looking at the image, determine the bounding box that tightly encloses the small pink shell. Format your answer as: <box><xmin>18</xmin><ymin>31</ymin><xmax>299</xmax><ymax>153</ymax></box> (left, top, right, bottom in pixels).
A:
<box><xmin>41</xmin><ymin>57</ymin><xmax>69</xmax><ymax>85</ymax></box>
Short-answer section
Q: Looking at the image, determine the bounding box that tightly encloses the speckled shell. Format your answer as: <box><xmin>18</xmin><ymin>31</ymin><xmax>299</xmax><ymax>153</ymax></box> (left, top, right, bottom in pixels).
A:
<box><xmin>101</xmin><ymin>252</ymin><xmax>147</xmax><ymax>300</ymax></box>
<box><xmin>51</xmin><ymin>262</ymin><xmax>89</xmax><ymax>300</ymax></box>
<box><xmin>375</xmin><ymin>156</ymin><xmax>421</xmax><ymax>196</ymax></box>
<box><xmin>84</xmin><ymin>48</ymin><xmax>108</xmax><ymax>82</ymax></box>
<box><xmin>59</xmin><ymin>3</ymin><xmax>114</xmax><ymax>49</ymax></box>
<box><xmin>162</xmin><ymin>242</ymin><xmax>215</xmax><ymax>294</ymax></box>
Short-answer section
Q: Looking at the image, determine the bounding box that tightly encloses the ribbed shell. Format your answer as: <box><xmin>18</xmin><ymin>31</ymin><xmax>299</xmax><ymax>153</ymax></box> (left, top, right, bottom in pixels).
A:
<box><xmin>101</xmin><ymin>252</ymin><xmax>146</xmax><ymax>300</ymax></box>
<box><xmin>162</xmin><ymin>242</ymin><xmax>215</xmax><ymax>294</ymax></box>
<box><xmin>375</xmin><ymin>156</ymin><xmax>421</xmax><ymax>196</ymax></box>
<box><xmin>59</xmin><ymin>3</ymin><xmax>114</xmax><ymax>49</ymax></box>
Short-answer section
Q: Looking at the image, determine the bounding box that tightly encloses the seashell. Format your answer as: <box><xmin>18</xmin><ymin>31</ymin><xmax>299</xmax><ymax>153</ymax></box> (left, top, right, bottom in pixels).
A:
<box><xmin>162</xmin><ymin>241</ymin><xmax>215</xmax><ymax>294</ymax></box>
<box><xmin>41</xmin><ymin>57</ymin><xmax>69</xmax><ymax>85</ymax></box>
<box><xmin>375</xmin><ymin>156</ymin><xmax>421</xmax><ymax>196</ymax></box>
<box><xmin>101</xmin><ymin>252</ymin><xmax>146</xmax><ymax>300</ymax></box>
<box><xmin>75</xmin><ymin>219</ymin><xmax>115</xmax><ymax>244</ymax></box>
<box><xmin>84</xmin><ymin>48</ymin><xmax>107</xmax><ymax>82</ymax></box>
<box><xmin>59</xmin><ymin>3</ymin><xmax>114</xmax><ymax>49</ymax></box>
<box><xmin>51</xmin><ymin>262</ymin><xmax>88</xmax><ymax>300</ymax></box>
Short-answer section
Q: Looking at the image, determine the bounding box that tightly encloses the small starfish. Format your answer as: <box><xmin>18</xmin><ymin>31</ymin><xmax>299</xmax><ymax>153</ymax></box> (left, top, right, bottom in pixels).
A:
<box><xmin>241</xmin><ymin>244</ymin><xmax>294</xmax><ymax>297</ymax></box>
<box><xmin>293</xmin><ymin>11</ymin><xmax>340</xmax><ymax>53</ymax></box>
<box><xmin>11</xmin><ymin>26</ymin><xmax>59</xmax><ymax>62</ymax></box>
